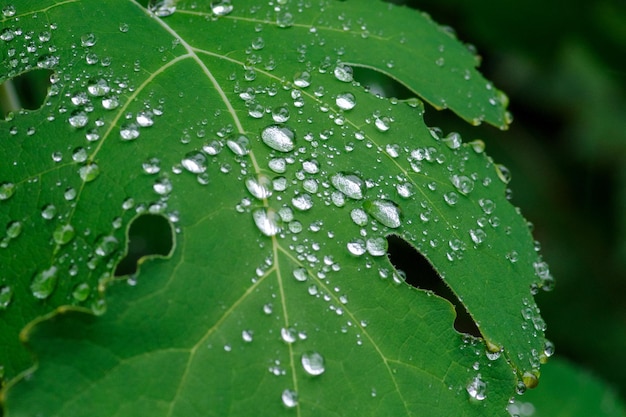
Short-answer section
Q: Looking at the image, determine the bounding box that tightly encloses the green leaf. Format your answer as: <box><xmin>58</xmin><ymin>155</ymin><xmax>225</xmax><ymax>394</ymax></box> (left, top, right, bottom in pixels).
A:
<box><xmin>509</xmin><ymin>358</ymin><xmax>626</xmax><ymax>417</ymax></box>
<box><xmin>1</xmin><ymin>0</ymin><xmax>548</xmax><ymax>415</ymax></box>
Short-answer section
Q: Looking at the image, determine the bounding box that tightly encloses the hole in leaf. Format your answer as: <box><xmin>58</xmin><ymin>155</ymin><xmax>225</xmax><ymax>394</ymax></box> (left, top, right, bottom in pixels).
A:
<box><xmin>114</xmin><ymin>214</ymin><xmax>174</xmax><ymax>276</ymax></box>
<box><xmin>351</xmin><ymin>66</ymin><xmax>415</xmax><ymax>100</ymax></box>
<box><xmin>0</xmin><ymin>69</ymin><xmax>53</xmax><ymax>119</ymax></box>
<box><xmin>386</xmin><ymin>235</ymin><xmax>481</xmax><ymax>337</ymax></box>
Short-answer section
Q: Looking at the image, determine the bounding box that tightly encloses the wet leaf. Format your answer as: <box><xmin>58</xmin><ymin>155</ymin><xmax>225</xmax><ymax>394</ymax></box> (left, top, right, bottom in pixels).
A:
<box><xmin>1</xmin><ymin>1</ymin><xmax>548</xmax><ymax>415</ymax></box>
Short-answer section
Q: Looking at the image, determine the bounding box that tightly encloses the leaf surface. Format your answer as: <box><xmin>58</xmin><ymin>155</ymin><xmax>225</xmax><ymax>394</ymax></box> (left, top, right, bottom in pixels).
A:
<box><xmin>1</xmin><ymin>1</ymin><xmax>549</xmax><ymax>415</ymax></box>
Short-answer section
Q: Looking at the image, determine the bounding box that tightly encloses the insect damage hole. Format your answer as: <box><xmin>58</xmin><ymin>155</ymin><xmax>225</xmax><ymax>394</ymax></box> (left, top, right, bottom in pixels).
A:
<box><xmin>386</xmin><ymin>235</ymin><xmax>481</xmax><ymax>337</ymax></box>
<box><xmin>0</xmin><ymin>69</ymin><xmax>53</xmax><ymax>119</ymax></box>
<box><xmin>114</xmin><ymin>214</ymin><xmax>174</xmax><ymax>276</ymax></box>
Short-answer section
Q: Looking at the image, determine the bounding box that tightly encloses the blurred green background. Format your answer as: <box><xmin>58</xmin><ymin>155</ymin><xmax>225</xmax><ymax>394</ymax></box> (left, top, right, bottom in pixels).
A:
<box><xmin>388</xmin><ymin>0</ymin><xmax>626</xmax><ymax>400</ymax></box>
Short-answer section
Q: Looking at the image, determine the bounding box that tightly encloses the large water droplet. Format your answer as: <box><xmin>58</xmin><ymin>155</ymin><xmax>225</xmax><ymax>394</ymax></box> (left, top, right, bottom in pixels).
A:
<box><xmin>364</xmin><ymin>199</ymin><xmax>402</xmax><ymax>228</ymax></box>
<box><xmin>245</xmin><ymin>175</ymin><xmax>272</xmax><ymax>200</ymax></box>
<box><xmin>148</xmin><ymin>0</ymin><xmax>176</xmax><ymax>16</ymax></box>
<box><xmin>253</xmin><ymin>208</ymin><xmax>281</xmax><ymax>236</ymax></box>
<box><xmin>301</xmin><ymin>351</ymin><xmax>325</xmax><ymax>376</ymax></box>
<box><xmin>211</xmin><ymin>0</ymin><xmax>233</xmax><ymax>16</ymax></box>
<box><xmin>72</xmin><ymin>282</ymin><xmax>91</xmax><ymax>302</ymax></box>
<box><xmin>181</xmin><ymin>151</ymin><xmax>207</xmax><ymax>174</ymax></box>
<box><xmin>331</xmin><ymin>172</ymin><xmax>365</xmax><ymax>200</ymax></box>
<box><xmin>466</xmin><ymin>375</ymin><xmax>487</xmax><ymax>401</ymax></box>
<box><xmin>442</xmin><ymin>132</ymin><xmax>462</xmax><ymax>149</ymax></box>
<box><xmin>334</xmin><ymin>64</ymin><xmax>353</xmax><ymax>82</ymax></box>
<box><xmin>0</xmin><ymin>182</ymin><xmax>16</xmax><ymax>201</ymax></box>
<box><xmin>68</xmin><ymin>111</ymin><xmax>88</xmax><ymax>128</ymax></box>
<box><xmin>350</xmin><ymin>208</ymin><xmax>368</xmax><ymax>226</ymax></box>
<box><xmin>366</xmin><ymin>237</ymin><xmax>387</xmax><ymax>256</ymax></box>
<box><xmin>226</xmin><ymin>135</ymin><xmax>249</xmax><ymax>156</ymax></box>
<box><xmin>120</xmin><ymin>123</ymin><xmax>140</xmax><ymax>140</ymax></box>
<box><xmin>87</xmin><ymin>78</ymin><xmax>109</xmax><ymax>96</ymax></box>
<box><xmin>262</xmin><ymin>125</ymin><xmax>295</xmax><ymax>152</ymax></box>
<box><xmin>450</xmin><ymin>174</ymin><xmax>474</xmax><ymax>195</ymax></box>
<box><xmin>336</xmin><ymin>92</ymin><xmax>356</xmax><ymax>110</ymax></box>
<box><xmin>6</xmin><ymin>221</ymin><xmax>22</xmax><ymax>239</ymax></box>
<box><xmin>292</xmin><ymin>193</ymin><xmax>313</xmax><ymax>211</ymax></box>
<box><xmin>78</xmin><ymin>163</ymin><xmax>100</xmax><ymax>182</ymax></box>
<box><xmin>293</xmin><ymin>267</ymin><xmax>308</xmax><ymax>282</ymax></box>
<box><xmin>31</xmin><ymin>266</ymin><xmax>58</xmax><ymax>299</ymax></box>
<box><xmin>53</xmin><ymin>224</ymin><xmax>75</xmax><ymax>245</ymax></box>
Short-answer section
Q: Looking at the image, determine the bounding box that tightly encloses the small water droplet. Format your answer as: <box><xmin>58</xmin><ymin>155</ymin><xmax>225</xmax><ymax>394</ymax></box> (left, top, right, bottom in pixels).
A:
<box><xmin>95</xmin><ymin>235</ymin><xmax>119</xmax><ymax>257</ymax></box>
<box><xmin>374</xmin><ymin>115</ymin><xmax>391</xmax><ymax>132</ymax></box>
<box><xmin>271</xmin><ymin>105</ymin><xmax>290</xmax><ymax>123</ymax></box>
<box><xmin>281</xmin><ymin>389</ymin><xmax>298</xmax><ymax>408</ymax></box>
<box><xmin>347</xmin><ymin>239</ymin><xmax>366</xmax><ymax>256</ymax></box>
<box><xmin>226</xmin><ymin>135</ymin><xmax>249</xmax><ymax>156</ymax></box>
<box><xmin>292</xmin><ymin>193</ymin><xmax>313</xmax><ymax>211</ymax></box>
<box><xmin>495</xmin><ymin>164</ymin><xmax>511</xmax><ymax>184</ymax></box>
<box><xmin>72</xmin><ymin>282</ymin><xmax>91</xmax><ymax>302</ymax></box>
<box><xmin>245</xmin><ymin>175</ymin><xmax>272</xmax><ymax>199</ymax></box>
<box><xmin>276</xmin><ymin>11</ymin><xmax>294</xmax><ymax>28</ymax></box>
<box><xmin>0</xmin><ymin>182</ymin><xmax>16</xmax><ymax>201</ymax></box>
<box><xmin>396</xmin><ymin>182</ymin><xmax>414</xmax><ymax>198</ymax></box>
<box><xmin>242</xmin><ymin>329</ymin><xmax>254</xmax><ymax>342</ymax></box>
<box><xmin>68</xmin><ymin>111</ymin><xmax>89</xmax><ymax>128</ymax></box>
<box><xmin>331</xmin><ymin>172</ymin><xmax>365</xmax><ymax>200</ymax></box>
<box><xmin>136</xmin><ymin>111</ymin><xmax>154</xmax><ymax>127</ymax></box>
<box><xmin>153</xmin><ymin>177</ymin><xmax>172</xmax><ymax>195</ymax></box>
<box><xmin>293</xmin><ymin>71</ymin><xmax>311</xmax><ymax>88</ymax></box>
<box><xmin>469</xmin><ymin>228</ymin><xmax>486</xmax><ymax>245</ymax></box>
<box><xmin>293</xmin><ymin>267</ymin><xmax>308</xmax><ymax>282</ymax></box>
<box><xmin>64</xmin><ymin>187</ymin><xmax>77</xmax><ymax>201</ymax></box>
<box><xmin>0</xmin><ymin>286</ymin><xmax>13</xmax><ymax>309</ymax></box>
<box><xmin>30</xmin><ymin>266</ymin><xmax>58</xmax><ymax>299</ymax></box>
<box><xmin>102</xmin><ymin>95</ymin><xmax>119</xmax><ymax>110</ymax></box>
<box><xmin>72</xmin><ymin>147</ymin><xmax>88</xmax><ymax>162</ymax></box>
<box><xmin>53</xmin><ymin>224</ymin><xmax>75</xmax><ymax>245</ymax></box>
<box><xmin>366</xmin><ymin>237</ymin><xmax>387</xmax><ymax>256</ymax></box>
<box><xmin>6</xmin><ymin>221</ymin><xmax>22</xmax><ymax>239</ymax></box>
<box><xmin>350</xmin><ymin>208</ymin><xmax>368</xmax><ymax>226</ymax></box>
<box><xmin>364</xmin><ymin>199</ymin><xmax>402</xmax><ymax>229</ymax></box>
<box><xmin>261</xmin><ymin>125</ymin><xmax>295</xmax><ymax>152</ymax></box>
<box><xmin>87</xmin><ymin>78</ymin><xmax>109</xmax><ymax>96</ymax></box>
<box><xmin>442</xmin><ymin>132</ymin><xmax>462</xmax><ymax>149</ymax></box>
<box><xmin>301</xmin><ymin>351</ymin><xmax>325</xmax><ymax>376</ymax></box>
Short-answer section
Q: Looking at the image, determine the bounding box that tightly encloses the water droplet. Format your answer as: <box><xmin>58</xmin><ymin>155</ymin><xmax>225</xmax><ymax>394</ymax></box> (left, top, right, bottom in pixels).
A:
<box><xmin>68</xmin><ymin>111</ymin><xmax>88</xmax><ymax>128</ymax></box>
<box><xmin>292</xmin><ymin>193</ymin><xmax>313</xmax><ymax>211</ymax></box>
<box><xmin>181</xmin><ymin>151</ymin><xmax>207</xmax><ymax>174</ymax></box>
<box><xmin>281</xmin><ymin>327</ymin><xmax>297</xmax><ymax>343</ymax></box>
<box><xmin>153</xmin><ymin>177</ymin><xmax>172</xmax><ymax>195</ymax></box>
<box><xmin>350</xmin><ymin>208</ymin><xmax>368</xmax><ymax>226</ymax></box>
<box><xmin>87</xmin><ymin>78</ymin><xmax>109</xmax><ymax>96</ymax></box>
<box><xmin>136</xmin><ymin>111</ymin><xmax>154</xmax><ymax>127</ymax></box>
<box><xmin>72</xmin><ymin>147</ymin><xmax>88</xmax><ymax>162</ymax></box>
<box><xmin>466</xmin><ymin>375</ymin><xmax>487</xmax><ymax>401</ymax></box>
<box><xmin>2</xmin><ymin>5</ymin><xmax>16</xmax><ymax>18</ymax></box>
<box><xmin>120</xmin><ymin>123</ymin><xmax>140</xmax><ymax>140</ymax></box>
<box><xmin>495</xmin><ymin>164</ymin><xmax>511</xmax><ymax>184</ymax></box>
<box><xmin>293</xmin><ymin>267</ymin><xmax>308</xmax><ymax>282</ymax></box>
<box><xmin>442</xmin><ymin>132</ymin><xmax>462</xmax><ymax>149</ymax></box>
<box><xmin>6</xmin><ymin>221</ymin><xmax>22</xmax><ymax>239</ymax></box>
<box><xmin>271</xmin><ymin>105</ymin><xmax>290</xmax><ymax>123</ymax></box>
<box><xmin>281</xmin><ymin>389</ymin><xmax>298</xmax><ymax>408</ymax></box>
<box><xmin>396</xmin><ymin>182</ymin><xmax>414</xmax><ymax>198</ymax></box>
<box><xmin>374</xmin><ymin>115</ymin><xmax>391</xmax><ymax>132</ymax></box>
<box><xmin>301</xmin><ymin>351</ymin><xmax>325</xmax><ymax>376</ymax></box>
<box><xmin>245</xmin><ymin>175</ymin><xmax>272</xmax><ymax>199</ymax></box>
<box><xmin>72</xmin><ymin>282</ymin><xmax>90</xmax><ymax>302</ymax></box>
<box><xmin>276</xmin><ymin>11</ymin><xmax>294</xmax><ymax>28</ymax></box>
<box><xmin>142</xmin><ymin>157</ymin><xmax>161</xmax><ymax>174</ymax></box>
<box><xmin>261</xmin><ymin>125</ymin><xmax>295</xmax><ymax>152</ymax></box>
<box><xmin>293</xmin><ymin>71</ymin><xmax>311</xmax><ymax>88</ymax></box>
<box><xmin>335</xmin><ymin>92</ymin><xmax>356</xmax><ymax>110</ymax></box>
<box><xmin>347</xmin><ymin>239</ymin><xmax>366</xmax><ymax>256</ymax></box>
<box><xmin>242</xmin><ymin>329</ymin><xmax>253</xmax><ymax>342</ymax></box>
<box><xmin>226</xmin><ymin>135</ymin><xmax>249</xmax><ymax>156</ymax></box>
<box><xmin>148</xmin><ymin>0</ymin><xmax>176</xmax><ymax>16</ymax></box>
<box><xmin>95</xmin><ymin>235</ymin><xmax>119</xmax><ymax>257</ymax></box>
<box><xmin>469</xmin><ymin>228</ymin><xmax>486</xmax><ymax>245</ymax></box>
<box><xmin>0</xmin><ymin>286</ymin><xmax>13</xmax><ymax>309</ymax></box>
<box><xmin>253</xmin><ymin>208</ymin><xmax>281</xmax><ymax>236</ymax></box>
<box><xmin>522</xmin><ymin>371</ymin><xmax>539</xmax><ymax>389</ymax></box>
<box><xmin>102</xmin><ymin>95</ymin><xmax>119</xmax><ymax>110</ymax></box>
<box><xmin>366</xmin><ymin>237</ymin><xmax>387</xmax><ymax>256</ymax></box>
<box><xmin>268</xmin><ymin>158</ymin><xmax>286</xmax><ymax>173</ymax></box>
<box><xmin>443</xmin><ymin>191</ymin><xmax>458</xmax><ymax>206</ymax></box>
<box><xmin>79</xmin><ymin>163</ymin><xmax>100</xmax><ymax>182</ymax></box>
<box><xmin>0</xmin><ymin>182</ymin><xmax>16</xmax><ymax>201</ymax></box>
<box><xmin>450</xmin><ymin>174</ymin><xmax>474</xmax><ymax>195</ymax></box>
<box><xmin>30</xmin><ymin>266</ymin><xmax>58</xmax><ymax>299</ymax></box>
<box><xmin>331</xmin><ymin>172</ymin><xmax>365</xmax><ymax>200</ymax></box>
<box><xmin>364</xmin><ymin>199</ymin><xmax>402</xmax><ymax>228</ymax></box>
<box><xmin>53</xmin><ymin>224</ymin><xmax>75</xmax><ymax>245</ymax></box>
<box><xmin>211</xmin><ymin>1</ymin><xmax>233</xmax><ymax>16</ymax></box>
<box><xmin>333</xmin><ymin>64</ymin><xmax>353</xmax><ymax>82</ymax></box>
<box><xmin>478</xmin><ymin>198</ymin><xmax>496</xmax><ymax>214</ymax></box>
<box><xmin>64</xmin><ymin>187</ymin><xmax>77</xmax><ymax>201</ymax></box>
<box><xmin>468</xmin><ymin>139</ymin><xmax>485</xmax><ymax>153</ymax></box>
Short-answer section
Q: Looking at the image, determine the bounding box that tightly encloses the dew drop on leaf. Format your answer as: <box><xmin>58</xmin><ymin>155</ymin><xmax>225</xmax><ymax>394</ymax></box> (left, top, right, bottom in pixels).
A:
<box><xmin>335</xmin><ymin>92</ymin><xmax>356</xmax><ymax>110</ymax></box>
<box><xmin>6</xmin><ymin>221</ymin><xmax>22</xmax><ymax>239</ymax></box>
<box><xmin>72</xmin><ymin>282</ymin><xmax>90</xmax><ymax>302</ymax></box>
<box><xmin>0</xmin><ymin>182</ymin><xmax>16</xmax><ymax>201</ymax></box>
<box><xmin>333</xmin><ymin>64</ymin><xmax>353</xmax><ymax>82</ymax></box>
<box><xmin>301</xmin><ymin>351</ymin><xmax>325</xmax><ymax>376</ymax></box>
<box><xmin>210</xmin><ymin>1</ymin><xmax>233</xmax><ymax>16</ymax></box>
<box><xmin>293</xmin><ymin>71</ymin><xmax>311</xmax><ymax>88</ymax></box>
<box><xmin>53</xmin><ymin>224</ymin><xmax>75</xmax><ymax>245</ymax></box>
<box><xmin>245</xmin><ymin>175</ymin><xmax>272</xmax><ymax>200</ymax></box>
<box><xmin>30</xmin><ymin>266</ymin><xmax>58</xmax><ymax>299</ymax></box>
<box><xmin>442</xmin><ymin>132</ymin><xmax>462</xmax><ymax>149</ymax></box>
<box><xmin>331</xmin><ymin>172</ymin><xmax>365</xmax><ymax>200</ymax></box>
<box><xmin>350</xmin><ymin>208</ymin><xmax>369</xmax><ymax>226</ymax></box>
<box><xmin>120</xmin><ymin>123</ymin><xmax>140</xmax><ymax>140</ymax></box>
<box><xmin>68</xmin><ymin>111</ymin><xmax>88</xmax><ymax>128</ymax></box>
<box><xmin>281</xmin><ymin>389</ymin><xmax>298</xmax><ymax>408</ymax></box>
<box><xmin>450</xmin><ymin>174</ymin><xmax>474</xmax><ymax>195</ymax></box>
<box><xmin>252</xmin><ymin>208</ymin><xmax>281</xmax><ymax>237</ymax></box>
<box><xmin>291</xmin><ymin>193</ymin><xmax>313</xmax><ymax>211</ymax></box>
<box><xmin>226</xmin><ymin>135</ymin><xmax>249</xmax><ymax>156</ymax></box>
<box><xmin>292</xmin><ymin>267</ymin><xmax>308</xmax><ymax>282</ymax></box>
<box><xmin>148</xmin><ymin>0</ymin><xmax>176</xmax><ymax>17</ymax></box>
<box><xmin>261</xmin><ymin>125</ymin><xmax>295</xmax><ymax>153</ymax></box>
<box><xmin>78</xmin><ymin>163</ymin><xmax>100</xmax><ymax>182</ymax></box>
<box><xmin>136</xmin><ymin>111</ymin><xmax>154</xmax><ymax>127</ymax></box>
<box><xmin>466</xmin><ymin>375</ymin><xmax>487</xmax><ymax>401</ymax></box>
<box><xmin>347</xmin><ymin>239</ymin><xmax>366</xmax><ymax>256</ymax></box>
<box><xmin>364</xmin><ymin>199</ymin><xmax>402</xmax><ymax>228</ymax></box>
<box><xmin>86</xmin><ymin>78</ymin><xmax>109</xmax><ymax>96</ymax></box>
<box><xmin>366</xmin><ymin>237</ymin><xmax>387</xmax><ymax>256</ymax></box>
<box><xmin>181</xmin><ymin>151</ymin><xmax>207</xmax><ymax>174</ymax></box>
<box><xmin>0</xmin><ymin>286</ymin><xmax>13</xmax><ymax>309</ymax></box>
<box><xmin>271</xmin><ymin>106</ymin><xmax>290</xmax><ymax>123</ymax></box>
<box><xmin>95</xmin><ymin>235</ymin><xmax>119</xmax><ymax>257</ymax></box>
